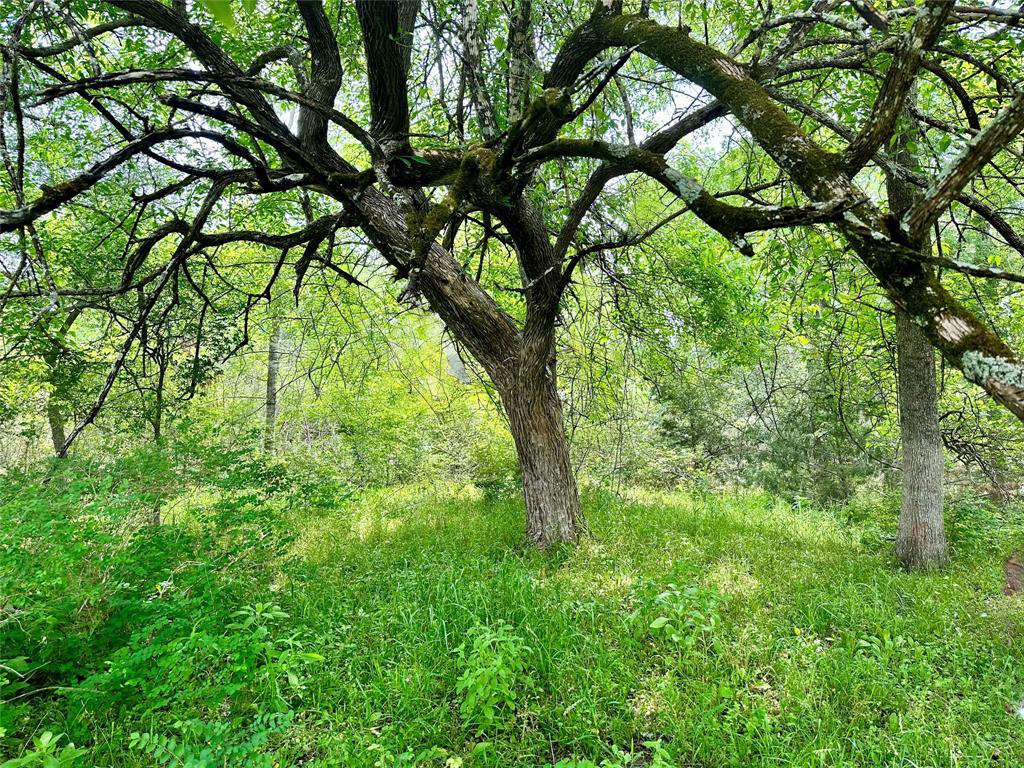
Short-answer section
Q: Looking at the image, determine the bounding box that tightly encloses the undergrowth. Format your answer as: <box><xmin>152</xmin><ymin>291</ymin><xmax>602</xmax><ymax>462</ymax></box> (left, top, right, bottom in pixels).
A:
<box><xmin>2</xmin><ymin>447</ymin><xmax>1024</xmax><ymax>766</ymax></box>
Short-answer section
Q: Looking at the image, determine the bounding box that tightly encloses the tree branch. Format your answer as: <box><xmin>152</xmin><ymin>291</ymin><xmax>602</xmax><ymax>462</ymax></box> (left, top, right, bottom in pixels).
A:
<box><xmin>906</xmin><ymin>91</ymin><xmax>1024</xmax><ymax>241</ymax></box>
<box><xmin>842</xmin><ymin>0</ymin><xmax>954</xmax><ymax>172</ymax></box>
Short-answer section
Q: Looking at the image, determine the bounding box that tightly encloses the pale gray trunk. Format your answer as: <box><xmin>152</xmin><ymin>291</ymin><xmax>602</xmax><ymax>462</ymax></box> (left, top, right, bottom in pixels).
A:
<box><xmin>500</xmin><ymin>373</ymin><xmax>583</xmax><ymax>548</ymax></box>
<box><xmin>443</xmin><ymin>335</ymin><xmax>472</xmax><ymax>384</ymax></box>
<box><xmin>894</xmin><ymin>310</ymin><xmax>947</xmax><ymax>569</ymax></box>
<box><xmin>264</xmin><ymin>321</ymin><xmax>283</xmax><ymax>452</ymax></box>
<box><xmin>506</xmin><ymin>0</ymin><xmax>534</xmax><ymax>125</ymax></box>
<box><xmin>460</xmin><ymin>0</ymin><xmax>498</xmax><ymax>138</ymax></box>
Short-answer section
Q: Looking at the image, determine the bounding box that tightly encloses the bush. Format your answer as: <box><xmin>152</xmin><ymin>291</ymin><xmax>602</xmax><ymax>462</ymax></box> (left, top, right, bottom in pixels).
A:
<box><xmin>455</xmin><ymin>621</ymin><xmax>534</xmax><ymax>735</ymax></box>
<box><xmin>0</xmin><ymin>443</ymin><xmax>312</xmax><ymax>764</ymax></box>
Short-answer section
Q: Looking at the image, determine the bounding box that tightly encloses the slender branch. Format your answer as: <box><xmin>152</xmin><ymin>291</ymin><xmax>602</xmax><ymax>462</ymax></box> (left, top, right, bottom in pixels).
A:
<box><xmin>906</xmin><ymin>91</ymin><xmax>1024</xmax><ymax>241</ymax></box>
<box><xmin>17</xmin><ymin>18</ymin><xmax>148</xmax><ymax>57</ymax></box>
<box><xmin>0</xmin><ymin>129</ymin><xmax>242</xmax><ymax>233</ymax></box>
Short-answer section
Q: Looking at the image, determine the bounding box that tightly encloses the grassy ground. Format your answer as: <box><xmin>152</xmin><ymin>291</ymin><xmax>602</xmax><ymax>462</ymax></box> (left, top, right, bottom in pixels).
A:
<box><xmin>3</xmin><ymin>458</ymin><xmax>1024</xmax><ymax>766</ymax></box>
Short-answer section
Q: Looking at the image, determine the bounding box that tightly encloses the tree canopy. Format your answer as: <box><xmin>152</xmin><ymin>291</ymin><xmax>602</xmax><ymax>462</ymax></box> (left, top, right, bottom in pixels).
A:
<box><xmin>2</xmin><ymin>0</ymin><xmax>1023</xmax><ymax>543</ymax></box>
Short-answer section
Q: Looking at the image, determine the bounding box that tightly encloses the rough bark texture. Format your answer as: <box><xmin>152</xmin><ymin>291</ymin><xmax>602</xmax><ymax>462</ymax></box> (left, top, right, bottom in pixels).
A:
<box><xmin>264</xmin><ymin>320</ymin><xmax>283</xmax><ymax>453</ymax></box>
<box><xmin>501</xmin><ymin>373</ymin><xmax>583</xmax><ymax>548</ymax></box>
<box><xmin>894</xmin><ymin>309</ymin><xmax>948</xmax><ymax>569</ymax></box>
<box><xmin>46</xmin><ymin>394</ymin><xmax>67</xmax><ymax>458</ymax></box>
<box><xmin>888</xmin><ymin>132</ymin><xmax>947</xmax><ymax>570</ymax></box>
<box><xmin>355</xmin><ymin>0</ymin><xmax>420</xmax><ymax>156</ymax></box>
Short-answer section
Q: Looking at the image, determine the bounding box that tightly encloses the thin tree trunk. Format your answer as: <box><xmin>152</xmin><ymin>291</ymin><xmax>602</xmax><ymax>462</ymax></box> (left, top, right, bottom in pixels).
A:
<box><xmin>500</xmin><ymin>372</ymin><xmax>584</xmax><ymax>548</ymax></box>
<box><xmin>46</xmin><ymin>394</ymin><xmax>66</xmax><ymax>458</ymax></box>
<box><xmin>41</xmin><ymin>309</ymin><xmax>80</xmax><ymax>458</ymax></box>
<box><xmin>264</xmin><ymin>320</ymin><xmax>283</xmax><ymax>452</ymax></box>
<box><xmin>894</xmin><ymin>309</ymin><xmax>948</xmax><ymax>569</ymax></box>
<box><xmin>153</xmin><ymin>356</ymin><xmax>167</xmax><ymax>442</ymax></box>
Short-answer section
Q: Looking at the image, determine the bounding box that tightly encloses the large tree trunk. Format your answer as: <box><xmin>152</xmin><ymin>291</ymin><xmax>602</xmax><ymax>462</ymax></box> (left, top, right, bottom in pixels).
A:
<box><xmin>351</xmin><ymin>0</ymin><xmax>583</xmax><ymax>548</ymax></box>
<box><xmin>886</xmin><ymin>116</ymin><xmax>948</xmax><ymax>570</ymax></box>
<box><xmin>894</xmin><ymin>309</ymin><xmax>948</xmax><ymax>569</ymax></box>
<box><xmin>500</xmin><ymin>371</ymin><xmax>584</xmax><ymax>548</ymax></box>
<box><xmin>264</xmin><ymin>320</ymin><xmax>283</xmax><ymax>453</ymax></box>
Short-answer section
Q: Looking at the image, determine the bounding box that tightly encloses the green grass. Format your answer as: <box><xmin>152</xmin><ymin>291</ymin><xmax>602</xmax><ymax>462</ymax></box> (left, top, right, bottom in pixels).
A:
<box><xmin>4</xmin><ymin>461</ymin><xmax>1024</xmax><ymax>767</ymax></box>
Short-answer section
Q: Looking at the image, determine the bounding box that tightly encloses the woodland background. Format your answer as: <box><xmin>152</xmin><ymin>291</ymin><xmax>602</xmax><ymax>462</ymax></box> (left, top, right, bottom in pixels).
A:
<box><xmin>3</xmin><ymin>0</ymin><xmax>1024</xmax><ymax>765</ymax></box>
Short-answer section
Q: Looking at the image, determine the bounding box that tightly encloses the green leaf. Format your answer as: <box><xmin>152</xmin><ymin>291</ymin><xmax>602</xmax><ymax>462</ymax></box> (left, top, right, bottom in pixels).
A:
<box><xmin>202</xmin><ymin>0</ymin><xmax>236</xmax><ymax>30</ymax></box>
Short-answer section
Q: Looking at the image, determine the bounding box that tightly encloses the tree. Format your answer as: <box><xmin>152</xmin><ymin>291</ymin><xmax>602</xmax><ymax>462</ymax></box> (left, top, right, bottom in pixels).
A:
<box><xmin>2</xmin><ymin>0</ymin><xmax>1023</xmax><ymax>546</ymax></box>
<box><xmin>41</xmin><ymin>308</ymin><xmax>80</xmax><ymax>456</ymax></box>
<box><xmin>887</xmin><ymin>111</ymin><xmax>947</xmax><ymax>570</ymax></box>
<box><xmin>264</xmin><ymin>314</ymin><xmax>283</xmax><ymax>453</ymax></box>
<box><xmin>894</xmin><ymin>306</ymin><xmax>947</xmax><ymax>567</ymax></box>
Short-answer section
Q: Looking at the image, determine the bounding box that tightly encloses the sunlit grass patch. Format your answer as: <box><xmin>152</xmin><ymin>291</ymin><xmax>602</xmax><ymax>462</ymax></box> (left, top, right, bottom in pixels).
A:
<box><xmin>6</xmin><ymin>470</ymin><xmax>1024</xmax><ymax>767</ymax></box>
<box><xmin>271</xmin><ymin>486</ymin><xmax>1024</xmax><ymax>765</ymax></box>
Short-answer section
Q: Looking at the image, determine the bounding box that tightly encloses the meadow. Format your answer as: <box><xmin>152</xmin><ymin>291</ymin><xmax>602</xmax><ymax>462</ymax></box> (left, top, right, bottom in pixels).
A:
<box><xmin>3</xmin><ymin>446</ymin><xmax>1022</xmax><ymax>767</ymax></box>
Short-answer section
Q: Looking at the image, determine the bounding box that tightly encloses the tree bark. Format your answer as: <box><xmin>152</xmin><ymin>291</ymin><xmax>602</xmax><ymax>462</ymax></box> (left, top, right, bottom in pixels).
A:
<box><xmin>46</xmin><ymin>394</ymin><xmax>67</xmax><ymax>458</ymax></box>
<box><xmin>894</xmin><ymin>309</ymin><xmax>947</xmax><ymax>569</ymax></box>
<box><xmin>152</xmin><ymin>354</ymin><xmax>167</xmax><ymax>442</ymax></box>
<box><xmin>41</xmin><ymin>310</ymin><xmax>79</xmax><ymax>458</ymax></box>
<box><xmin>264</xmin><ymin>320</ymin><xmax>283</xmax><ymax>452</ymax></box>
<box><xmin>500</xmin><ymin>371</ymin><xmax>583</xmax><ymax>548</ymax></box>
<box><xmin>886</xmin><ymin>115</ymin><xmax>948</xmax><ymax>570</ymax></box>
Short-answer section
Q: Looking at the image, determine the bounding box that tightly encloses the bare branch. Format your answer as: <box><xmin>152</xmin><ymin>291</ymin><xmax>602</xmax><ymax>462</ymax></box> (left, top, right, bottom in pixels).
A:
<box><xmin>0</xmin><ymin>129</ymin><xmax>244</xmax><ymax>233</ymax></box>
<box><xmin>17</xmin><ymin>17</ymin><xmax>148</xmax><ymax>57</ymax></box>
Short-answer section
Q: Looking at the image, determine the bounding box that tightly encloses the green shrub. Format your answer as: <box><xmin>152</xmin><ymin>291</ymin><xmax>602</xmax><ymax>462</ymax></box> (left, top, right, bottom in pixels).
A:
<box><xmin>455</xmin><ymin>621</ymin><xmax>534</xmax><ymax>735</ymax></box>
<box><xmin>0</xmin><ymin>731</ymin><xmax>87</xmax><ymax>768</ymax></box>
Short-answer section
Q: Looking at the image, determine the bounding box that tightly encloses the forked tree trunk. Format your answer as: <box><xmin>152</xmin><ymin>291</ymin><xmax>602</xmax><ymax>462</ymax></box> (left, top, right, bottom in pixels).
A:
<box><xmin>894</xmin><ymin>309</ymin><xmax>948</xmax><ymax>569</ymax></box>
<box><xmin>500</xmin><ymin>372</ymin><xmax>584</xmax><ymax>548</ymax></box>
<box><xmin>352</xmin><ymin>0</ymin><xmax>583</xmax><ymax>548</ymax></box>
<box><xmin>886</xmin><ymin>119</ymin><xmax>948</xmax><ymax>570</ymax></box>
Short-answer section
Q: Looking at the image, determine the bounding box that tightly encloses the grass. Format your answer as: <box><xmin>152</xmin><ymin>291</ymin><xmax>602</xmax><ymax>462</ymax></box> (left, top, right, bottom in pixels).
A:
<box><xmin>3</xmin><ymin>463</ymin><xmax>1024</xmax><ymax>767</ymax></box>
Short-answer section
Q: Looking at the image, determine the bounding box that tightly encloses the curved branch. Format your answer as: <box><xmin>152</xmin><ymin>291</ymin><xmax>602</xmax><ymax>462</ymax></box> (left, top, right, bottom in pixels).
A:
<box><xmin>294</xmin><ymin>0</ymin><xmax>344</xmax><ymax>159</ymax></box>
<box><xmin>520</xmin><ymin>139</ymin><xmax>857</xmax><ymax>253</ymax></box>
<box><xmin>0</xmin><ymin>129</ymin><xmax>242</xmax><ymax>233</ymax></box>
<box><xmin>355</xmin><ymin>0</ymin><xmax>420</xmax><ymax>158</ymax></box>
<box><xmin>906</xmin><ymin>91</ymin><xmax>1024</xmax><ymax>241</ymax></box>
<box><xmin>17</xmin><ymin>17</ymin><xmax>148</xmax><ymax>57</ymax></box>
<box><xmin>552</xmin><ymin>7</ymin><xmax>1024</xmax><ymax>419</ymax></box>
<box><xmin>35</xmin><ymin>68</ymin><xmax>374</xmax><ymax>153</ymax></box>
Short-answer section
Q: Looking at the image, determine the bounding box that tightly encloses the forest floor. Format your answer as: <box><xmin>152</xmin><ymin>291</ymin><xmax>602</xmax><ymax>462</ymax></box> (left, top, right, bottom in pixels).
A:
<box><xmin>3</xmin><ymin>450</ymin><xmax>1024</xmax><ymax>767</ymax></box>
